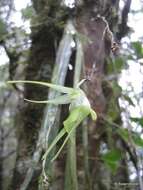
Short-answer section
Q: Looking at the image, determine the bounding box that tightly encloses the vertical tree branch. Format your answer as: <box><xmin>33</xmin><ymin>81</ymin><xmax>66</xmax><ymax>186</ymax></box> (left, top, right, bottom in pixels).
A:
<box><xmin>19</xmin><ymin>20</ymin><xmax>74</xmax><ymax>190</ymax></box>
<box><xmin>64</xmin><ymin>31</ymin><xmax>83</xmax><ymax>190</ymax></box>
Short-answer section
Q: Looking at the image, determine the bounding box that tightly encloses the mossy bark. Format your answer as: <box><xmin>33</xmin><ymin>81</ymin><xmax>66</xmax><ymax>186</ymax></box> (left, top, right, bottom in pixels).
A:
<box><xmin>10</xmin><ymin>1</ymin><xmax>62</xmax><ymax>189</ymax></box>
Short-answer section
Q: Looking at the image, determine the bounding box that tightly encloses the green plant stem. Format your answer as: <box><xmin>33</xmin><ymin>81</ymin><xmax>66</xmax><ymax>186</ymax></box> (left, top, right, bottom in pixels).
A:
<box><xmin>64</xmin><ymin>34</ymin><xmax>83</xmax><ymax>190</ymax></box>
<box><xmin>82</xmin><ymin>119</ymin><xmax>92</xmax><ymax>190</ymax></box>
<box><xmin>41</xmin><ymin>20</ymin><xmax>75</xmax><ymax>183</ymax></box>
<box><xmin>65</xmin><ymin>131</ymin><xmax>78</xmax><ymax>190</ymax></box>
<box><xmin>19</xmin><ymin>20</ymin><xmax>74</xmax><ymax>190</ymax></box>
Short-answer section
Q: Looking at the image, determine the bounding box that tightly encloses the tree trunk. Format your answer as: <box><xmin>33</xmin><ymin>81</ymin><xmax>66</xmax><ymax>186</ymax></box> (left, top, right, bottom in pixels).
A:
<box><xmin>75</xmin><ymin>1</ymin><xmax>129</xmax><ymax>189</ymax></box>
<box><xmin>10</xmin><ymin>1</ymin><xmax>62</xmax><ymax>189</ymax></box>
<box><xmin>9</xmin><ymin>0</ymin><xmax>131</xmax><ymax>189</ymax></box>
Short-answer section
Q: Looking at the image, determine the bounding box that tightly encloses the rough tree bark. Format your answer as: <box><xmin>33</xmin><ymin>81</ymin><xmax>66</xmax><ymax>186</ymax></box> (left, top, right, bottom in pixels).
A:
<box><xmin>10</xmin><ymin>1</ymin><xmax>62</xmax><ymax>189</ymax></box>
<box><xmin>75</xmin><ymin>1</ymin><xmax>129</xmax><ymax>189</ymax></box>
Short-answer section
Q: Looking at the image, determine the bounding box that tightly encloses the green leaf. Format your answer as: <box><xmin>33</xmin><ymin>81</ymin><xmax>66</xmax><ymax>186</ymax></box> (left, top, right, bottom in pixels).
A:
<box><xmin>118</xmin><ymin>128</ymin><xmax>143</xmax><ymax>148</ymax></box>
<box><xmin>102</xmin><ymin>149</ymin><xmax>122</xmax><ymax>172</ymax></box>
<box><xmin>131</xmin><ymin>41</ymin><xmax>143</xmax><ymax>58</ymax></box>
<box><xmin>106</xmin><ymin>57</ymin><xmax>125</xmax><ymax>74</ymax></box>
<box><xmin>127</xmin><ymin>54</ymin><xmax>134</xmax><ymax>60</ymax></box>
<box><xmin>122</xmin><ymin>94</ymin><xmax>135</xmax><ymax>106</ymax></box>
<box><xmin>113</xmin><ymin>57</ymin><xmax>125</xmax><ymax>71</ymax></box>
<box><xmin>105</xmin><ymin>162</ymin><xmax>118</xmax><ymax>172</ymax></box>
<box><xmin>132</xmin><ymin>133</ymin><xmax>143</xmax><ymax>147</ymax></box>
<box><xmin>102</xmin><ymin>149</ymin><xmax>122</xmax><ymax>163</ymax></box>
<box><xmin>107</xmin><ymin>98</ymin><xmax>120</xmax><ymax>121</ymax></box>
<box><xmin>21</xmin><ymin>5</ymin><xmax>34</xmax><ymax>20</ymax></box>
<box><xmin>117</xmin><ymin>128</ymin><xmax>129</xmax><ymax>142</ymax></box>
<box><xmin>111</xmin><ymin>81</ymin><xmax>122</xmax><ymax>97</ymax></box>
<box><xmin>0</xmin><ymin>19</ymin><xmax>7</xmax><ymax>38</ymax></box>
<box><xmin>130</xmin><ymin>117</ymin><xmax>143</xmax><ymax>127</ymax></box>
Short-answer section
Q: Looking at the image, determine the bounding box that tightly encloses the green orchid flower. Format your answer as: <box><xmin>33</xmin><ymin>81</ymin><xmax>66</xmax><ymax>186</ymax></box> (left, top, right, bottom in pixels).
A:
<box><xmin>7</xmin><ymin>80</ymin><xmax>97</xmax><ymax>161</ymax></box>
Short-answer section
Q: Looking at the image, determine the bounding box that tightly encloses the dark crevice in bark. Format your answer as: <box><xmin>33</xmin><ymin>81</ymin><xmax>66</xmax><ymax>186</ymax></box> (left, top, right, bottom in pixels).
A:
<box><xmin>116</xmin><ymin>0</ymin><xmax>132</xmax><ymax>41</ymax></box>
